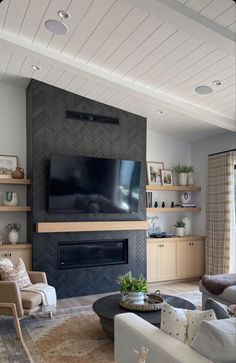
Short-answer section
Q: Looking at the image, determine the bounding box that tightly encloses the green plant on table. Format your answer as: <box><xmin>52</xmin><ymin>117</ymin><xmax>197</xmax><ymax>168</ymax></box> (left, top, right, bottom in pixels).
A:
<box><xmin>173</xmin><ymin>164</ymin><xmax>189</xmax><ymax>173</ymax></box>
<box><xmin>174</xmin><ymin>221</ymin><xmax>185</xmax><ymax>228</ymax></box>
<box><xmin>117</xmin><ymin>271</ymin><xmax>148</xmax><ymax>293</ymax></box>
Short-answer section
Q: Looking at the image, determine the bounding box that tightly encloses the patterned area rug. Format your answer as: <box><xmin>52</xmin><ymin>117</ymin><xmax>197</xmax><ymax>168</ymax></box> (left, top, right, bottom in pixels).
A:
<box><xmin>0</xmin><ymin>291</ymin><xmax>202</xmax><ymax>363</ymax></box>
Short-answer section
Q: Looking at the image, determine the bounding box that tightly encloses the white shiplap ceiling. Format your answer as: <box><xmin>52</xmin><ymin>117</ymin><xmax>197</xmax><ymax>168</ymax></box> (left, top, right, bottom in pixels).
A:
<box><xmin>0</xmin><ymin>0</ymin><xmax>235</xmax><ymax>142</ymax></box>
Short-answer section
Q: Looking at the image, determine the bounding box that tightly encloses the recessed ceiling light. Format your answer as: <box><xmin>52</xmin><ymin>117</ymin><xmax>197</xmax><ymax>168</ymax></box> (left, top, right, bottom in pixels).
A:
<box><xmin>45</xmin><ymin>19</ymin><xmax>68</xmax><ymax>35</ymax></box>
<box><xmin>156</xmin><ymin>109</ymin><xmax>163</xmax><ymax>114</ymax></box>
<box><xmin>212</xmin><ymin>80</ymin><xmax>222</xmax><ymax>86</ymax></box>
<box><xmin>195</xmin><ymin>85</ymin><xmax>213</xmax><ymax>95</ymax></box>
<box><xmin>31</xmin><ymin>65</ymin><xmax>41</xmax><ymax>71</ymax></box>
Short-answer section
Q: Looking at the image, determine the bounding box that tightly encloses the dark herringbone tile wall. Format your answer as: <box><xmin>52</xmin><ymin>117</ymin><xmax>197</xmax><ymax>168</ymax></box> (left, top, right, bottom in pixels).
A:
<box><xmin>27</xmin><ymin>80</ymin><xmax>147</xmax><ymax>298</ymax></box>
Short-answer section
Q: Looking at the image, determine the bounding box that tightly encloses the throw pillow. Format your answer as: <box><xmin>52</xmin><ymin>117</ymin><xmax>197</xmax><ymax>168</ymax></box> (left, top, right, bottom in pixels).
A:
<box><xmin>187</xmin><ymin>309</ymin><xmax>216</xmax><ymax>345</ymax></box>
<box><xmin>205</xmin><ymin>298</ymin><xmax>230</xmax><ymax>319</ymax></box>
<box><xmin>0</xmin><ymin>258</ymin><xmax>31</xmax><ymax>288</ymax></box>
<box><xmin>191</xmin><ymin>318</ymin><xmax>236</xmax><ymax>363</ymax></box>
<box><xmin>161</xmin><ymin>304</ymin><xmax>189</xmax><ymax>343</ymax></box>
<box><xmin>0</xmin><ymin>257</ymin><xmax>13</xmax><ymax>268</ymax></box>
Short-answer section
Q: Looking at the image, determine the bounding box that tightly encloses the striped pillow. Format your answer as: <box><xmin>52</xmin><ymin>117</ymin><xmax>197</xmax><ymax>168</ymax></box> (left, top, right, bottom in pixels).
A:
<box><xmin>0</xmin><ymin>258</ymin><xmax>31</xmax><ymax>288</ymax></box>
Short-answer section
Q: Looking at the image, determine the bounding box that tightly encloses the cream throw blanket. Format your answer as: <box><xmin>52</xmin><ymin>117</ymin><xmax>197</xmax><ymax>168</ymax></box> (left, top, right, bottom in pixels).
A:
<box><xmin>21</xmin><ymin>283</ymin><xmax>57</xmax><ymax>312</ymax></box>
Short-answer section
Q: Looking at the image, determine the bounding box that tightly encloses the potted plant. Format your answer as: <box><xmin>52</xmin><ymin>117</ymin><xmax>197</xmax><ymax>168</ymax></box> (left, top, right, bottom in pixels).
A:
<box><xmin>5</xmin><ymin>223</ymin><xmax>21</xmax><ymax>244</ymax></box>
<box><xmin>187</xmin><ymin>165</ymin><xmax>194</xmax><ymax>186</ymax></box>
<box><xmin>173</xmin><ymin>164</ymin><xmax>189</xmax><ymax>186</ymax></box>
<box><xmin>174</xmin><ymin>221</ymin><xmax>185</xmax><ymax>237</ymax></box>
<box><xmin>117</xmin><ymin>271</ymin><xmax>148</xmax><ymax>304</ymax></box>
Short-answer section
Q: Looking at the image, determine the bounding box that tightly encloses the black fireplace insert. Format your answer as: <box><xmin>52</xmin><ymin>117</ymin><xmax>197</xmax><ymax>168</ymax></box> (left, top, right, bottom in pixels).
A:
<box><xmin>57</xmin><ymin>239</ymin><xmax>128</xmax><ymax>269</ymax></box>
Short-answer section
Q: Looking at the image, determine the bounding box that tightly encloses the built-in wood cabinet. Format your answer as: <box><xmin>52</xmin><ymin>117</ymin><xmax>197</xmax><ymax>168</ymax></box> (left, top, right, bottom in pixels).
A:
<box><xmin>0</xmin><ymin>243</ymin><xmax>32</xmax><ymax>270</ymax></box>
<box><xmin>147</xmin><ymin>236</ymin><xmax>205</xmax><ymax>283</ymax></box>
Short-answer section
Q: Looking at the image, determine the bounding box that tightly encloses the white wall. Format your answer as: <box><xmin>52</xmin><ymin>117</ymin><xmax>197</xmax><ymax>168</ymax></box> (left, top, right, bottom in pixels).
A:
<box><xmin>192</xmin><ymin>131</ymin><xmax>236</xmax><ymax>235</ymax></box>
<box><xmin>0</xmin><ymin>82</ymin><xmax>27</xmax><ymax>242</ymax></box>
<box><xmin>147</xmin><ymin>129</ymin><xmax>192</xmax><ymax>233</ymax></box>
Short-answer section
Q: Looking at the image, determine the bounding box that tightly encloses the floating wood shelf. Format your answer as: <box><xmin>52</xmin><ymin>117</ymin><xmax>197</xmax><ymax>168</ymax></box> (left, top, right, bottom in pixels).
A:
<box><xmin>0</xmin><ymin>243</ymin><xmax>32</xmax><ymax>249</ymax></box>
<box><xmin>0</xmin><ymin>178</ymin><xmax>31</xmax><ymax>185</ymax></box>
<box><xmin>147</xmin><ymin>236</ymin><xmax>205</xmax><ymax>242</ymax></box>
<box><xmin>146</xmin><ymin>207</ymin><xmax>201</xmax><ymax>213</ymax></box>
<box><xmin>146</xmin><ymin>185</ymin><xmax>201</xmax><ymax>191</ymax></box>
<box><xmin>36</xmin><ymin>220</ymin><xmax>148</xmax><ymax>233</ymax></box>
<box><xmin>0</xmin><ymin>206</ymin><xmax>31</xmax><ymax>212</ymax></box>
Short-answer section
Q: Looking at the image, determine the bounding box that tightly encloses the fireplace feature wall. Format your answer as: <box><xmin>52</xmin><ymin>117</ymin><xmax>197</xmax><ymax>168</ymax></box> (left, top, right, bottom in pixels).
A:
<box><xmin>58</xmin><ymin>239</ymin><xmax>128</xmax><ymax>269</ymax></box>
<box><xmin>27</xmin><ymin>80</ymin><xmax>146</xmax><ymax>298</ymax></box>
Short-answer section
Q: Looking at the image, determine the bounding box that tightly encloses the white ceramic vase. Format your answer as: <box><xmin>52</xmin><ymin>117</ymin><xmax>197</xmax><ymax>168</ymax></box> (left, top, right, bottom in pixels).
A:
<box><xmin>175</xmin><ymin>227</ymin><xmax>185</xmax><ymax>237</ymax></box>
<box><xmin>178</xmin><ymin>173</ymin><xmax>188</xmax><ymax>186</ymax></box>
<box><xmin>187</xmin><ymin>172</ymin><xmax>194</xmax><ymax>186</ymax></box>
<box><xmin>8</xmin><ymin>230</ymin><xmax>19</xmax><ymax>244</ymax></box>
<box><xmin>182</xmin><ymin>218</ymin><xmax>192</xmax><ymax>235</ymax></box>
<box><xmin>128</xmin><ymin>292</ymin><xmax>144</xmax><ymax>304</ymax></box>
<box><xmin>3</xmin><ymin>192</ymin><xmax>18</xmax><ymax>206</ymax></box>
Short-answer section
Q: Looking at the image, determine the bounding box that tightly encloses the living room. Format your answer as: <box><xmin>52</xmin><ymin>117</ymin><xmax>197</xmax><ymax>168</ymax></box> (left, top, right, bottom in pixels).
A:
<box><xmin>0</xmin><ymin>0</ymin><xmax>235</xmax><ymax>362</ymax></box>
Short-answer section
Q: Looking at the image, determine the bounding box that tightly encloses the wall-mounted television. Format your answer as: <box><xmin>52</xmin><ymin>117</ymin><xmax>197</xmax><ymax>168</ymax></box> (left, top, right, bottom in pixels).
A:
<box><xmin>48</xmin><ymin>154</ymin><xmax>141</xmax><ymax>213</ymax></box>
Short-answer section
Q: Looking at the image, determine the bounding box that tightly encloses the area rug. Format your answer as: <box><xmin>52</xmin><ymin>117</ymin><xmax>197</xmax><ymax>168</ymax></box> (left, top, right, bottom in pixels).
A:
<box><xmin>0</xmin><ymin>290</ymin><xmax>201</xmax><ymax>363</ymax></box>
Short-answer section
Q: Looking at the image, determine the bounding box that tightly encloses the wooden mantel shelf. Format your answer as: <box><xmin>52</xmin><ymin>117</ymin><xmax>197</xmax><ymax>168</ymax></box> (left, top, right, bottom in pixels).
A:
<box><xmin>36</xmin><ymin>221</ymin><xmax>148</xmax><ymax>233</ymax></box>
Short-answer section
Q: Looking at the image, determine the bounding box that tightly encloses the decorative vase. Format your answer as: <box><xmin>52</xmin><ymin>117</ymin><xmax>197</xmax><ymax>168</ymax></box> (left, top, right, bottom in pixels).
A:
<box><xmin>3</xmin><ymin>192</ymin><xmax>18</xmax><ymax>206</ymax></box>
<box><xmin>175</xmin><ymin>227</ymin><xmax>185</xmax><ymax>237</ymax></box>
<box><xmin>178</xmin><ymin>173</ymin><xmax>188</xmax><ymax>186</ymax></box>
<box><xmin>8</xmin><ymin>230</ymin><xmax>19</xmax><ymax>244</ymax></box>
<box><xmin>12</xmin><ymin>167</ymin><xmax>24</xmax><ymax>179</ymax></box>
<box><xmin>128</xmin><ymin>292</ymin><xmax>144</xmax><ymax>304</ymax></box>
<box><xmin>182</xmin><ymin>217</ymin><xmax>192</xmax><ymax>235</ymax></box>
<box><xmin>180</xmin><ymin>192</ymin><xmax>191</xmax><ymax>204</ymax></box>
<box><xmin>187</xmin><ymin>172</ymin><xmax>194</xmax><ymax>186</ymax></box>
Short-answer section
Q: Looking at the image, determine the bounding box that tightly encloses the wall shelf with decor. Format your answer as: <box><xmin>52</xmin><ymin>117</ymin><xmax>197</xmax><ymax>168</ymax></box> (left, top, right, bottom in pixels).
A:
<box><xmin>146</xmin><ymin>185</ymin><xmax>201</xmax><ymax>192</ymax></box>
<box><xmin>0</xmin><ymin>206</ymin><xmax>31</xmax><ymax>212</ymax></box>
<box><xmin>0</xmin><ymin>178</ymin><xmax>31</xmax><ymax>185</ymax></box>
<box><xmin>0</xmin><ymin>178</ymin><xmax>32</xmax><ymax>211</ymax></box>
<box><xmin>147</xmin><ymin>207</ymin><xmax>201</xmax><ymax>213</ymax></box>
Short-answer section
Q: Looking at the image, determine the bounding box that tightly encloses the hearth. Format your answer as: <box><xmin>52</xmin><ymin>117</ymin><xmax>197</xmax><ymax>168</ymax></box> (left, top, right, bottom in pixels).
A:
<box><xmin>57</xmin><ymin>239</ymin><xmax>128</xmax><ymax>269</ymax></box>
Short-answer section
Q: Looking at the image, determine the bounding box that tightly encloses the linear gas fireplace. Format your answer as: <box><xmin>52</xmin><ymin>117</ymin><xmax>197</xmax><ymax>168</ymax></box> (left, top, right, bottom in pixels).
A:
<box><xmin>57</xmin><ymin>239</ymin><xmax>128</xmax><ymax>269</ymax></box>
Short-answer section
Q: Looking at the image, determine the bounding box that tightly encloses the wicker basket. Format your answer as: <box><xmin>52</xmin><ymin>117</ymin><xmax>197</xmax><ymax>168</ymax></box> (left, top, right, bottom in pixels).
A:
<box><xmin>119</xmin><ymin>290</ymin><xmax>166</xmax><ymax>312</ymax></box>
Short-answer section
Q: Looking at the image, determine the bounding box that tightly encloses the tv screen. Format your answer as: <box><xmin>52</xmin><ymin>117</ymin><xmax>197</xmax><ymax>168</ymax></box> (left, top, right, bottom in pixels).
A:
<box><xmin>48</xmin><ymin>154</ymin><xmax>141</xmax><ymax>213</ymax></box>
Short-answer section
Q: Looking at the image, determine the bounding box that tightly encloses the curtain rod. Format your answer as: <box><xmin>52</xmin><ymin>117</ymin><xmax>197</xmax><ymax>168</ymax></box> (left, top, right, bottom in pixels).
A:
<box><xmin>209</xmin><ymin>148</ymin><xmax>236</xmax><ymax>157</ymax></box>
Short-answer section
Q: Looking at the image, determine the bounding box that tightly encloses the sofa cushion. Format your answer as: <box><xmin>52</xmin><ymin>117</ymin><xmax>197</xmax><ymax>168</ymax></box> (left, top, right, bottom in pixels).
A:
<box><xmin>0</xmin><ymin>257</ymin><xmax>13</xmax><ymax>269</ymax></box>
<box><xmin>21</xmin><ymin>290</ymin><xmax>42</xmax><ymax>309</ymax></box>
<box><xmin>187</xmin><ymin>309</ymin><xmax>216</xmax><ymax>345</ymax></box>
<box><xmin>191</xmin><ymin>318</ymin><xmax>236</xmax><ymax>363</ymax></box>
<box><xmin>0</xmin><ymin>258</ymin><xmax>31</xmax><ymax>288</ymax></box>
<box><xmin>161</xmin><ymin>304</ymin><xmax>189</xmax><ymax>343</ymax></box>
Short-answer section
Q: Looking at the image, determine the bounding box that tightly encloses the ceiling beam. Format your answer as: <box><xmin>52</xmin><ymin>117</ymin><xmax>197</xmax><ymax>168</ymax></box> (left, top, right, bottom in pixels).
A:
<box><xmin>0</xmin><ymin>32</ymin><xmax>234</xmax><ymax>132</ymax></box>
<box><xmin>125</xmin><ymin>0</ymin><xmax>235</xmax><ymax>56</ymax></box>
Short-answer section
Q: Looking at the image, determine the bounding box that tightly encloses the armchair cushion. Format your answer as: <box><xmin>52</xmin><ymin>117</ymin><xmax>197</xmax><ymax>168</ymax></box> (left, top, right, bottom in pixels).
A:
<box><xmin>20</xmin><ymin>290</ymin><xmax>42</xmax><ymax>309</ymax></box>
<box><xmin>0</xmin><ymin>258</ymin><xmax>31</xmax><ymax>288</ymax></box>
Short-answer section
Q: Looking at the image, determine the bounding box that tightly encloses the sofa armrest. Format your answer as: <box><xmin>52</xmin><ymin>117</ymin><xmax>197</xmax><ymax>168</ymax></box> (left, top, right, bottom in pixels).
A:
<box><xmin>0</xmin><ymin>281</ymin><xmax>24</xmax><ymax>318</ymax></box>
<box><xmin>28</xmin><ymin>271</ymin><xmax>48</xmax><ymax>284</ymax></box>
<box><xmin>114</xmin><ymin>313</ymin><xmax>213</xmax><ymax>363</ymax></box>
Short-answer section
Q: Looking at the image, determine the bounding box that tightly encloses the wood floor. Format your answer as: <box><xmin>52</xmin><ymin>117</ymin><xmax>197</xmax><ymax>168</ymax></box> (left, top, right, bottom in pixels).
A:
<box><xmin>56</xmin><ymin>280</ymin><xmax>199</xmax><ymax>310</ymax></box>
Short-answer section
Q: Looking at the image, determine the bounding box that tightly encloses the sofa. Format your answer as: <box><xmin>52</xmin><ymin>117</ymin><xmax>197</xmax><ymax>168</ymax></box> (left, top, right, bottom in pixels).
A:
<box><xmin>199</xmin><ymin>280</ymin><xmax>236</xmax><ymax>308</ymax></box>
<box><xmin>114</xmin><ymin>313</ymin><xmax>213</xmax><ymax>363</ymax></box>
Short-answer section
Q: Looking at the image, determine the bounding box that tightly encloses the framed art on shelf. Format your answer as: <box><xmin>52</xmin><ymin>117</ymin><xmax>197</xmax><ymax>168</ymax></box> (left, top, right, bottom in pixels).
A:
<box><xmin>161</xmin><ymin>169</ymin><xmax>174</xmax><ymax>186</ymax></box>
<box><xmin>147</xmin><ymin>161</ymin><xmax>164</xmax><ymax>185</ymax></box>
<box><xmin>0</xmin><ymin>155</ymin><xmax>18</xmax><ymax>178</ymax></box>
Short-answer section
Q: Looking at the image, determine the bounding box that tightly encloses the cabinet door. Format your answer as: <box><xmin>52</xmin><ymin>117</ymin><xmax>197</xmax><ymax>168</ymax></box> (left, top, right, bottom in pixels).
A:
<box><xmin>176</xmin><ymin>241</ymin><xmax>192</xmax><ymax>278</ymax></box>
<box><xmin>177</xmin><ymin>240</ymin><xmax>205</xmax><ymax>278</ymax></box>
<box><xmin>147</xmin><ymin>241</ymin><xmax>176</xmax><ymax>282</ymax></box>
<box><xmin>147</xmin><ymin>241</ymin><xmax>162</xmax><ymax>282</ymax></box>
<box><xmin>0</xmin><ymin>246</ymin><xmax>32</xmax><ymax>270</ymax></box>
<box><xmin>191</xmin><ymin>240</ymin><xmax>205</xmax><ymax>277</ymax></box>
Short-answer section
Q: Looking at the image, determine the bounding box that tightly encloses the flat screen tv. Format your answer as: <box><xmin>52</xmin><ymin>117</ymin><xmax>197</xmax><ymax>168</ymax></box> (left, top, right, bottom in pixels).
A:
<box><xmin>48</xmin><ymin>154</ymin><xmax>141</xmax><ymax>213</ymax></box>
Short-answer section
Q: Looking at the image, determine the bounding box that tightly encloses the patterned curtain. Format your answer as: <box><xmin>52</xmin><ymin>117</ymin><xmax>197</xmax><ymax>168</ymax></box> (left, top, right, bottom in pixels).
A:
<box><xmin>206</xmin><ymin>150</ymin><xmax>235</xmax><ymax>274</ymax></box>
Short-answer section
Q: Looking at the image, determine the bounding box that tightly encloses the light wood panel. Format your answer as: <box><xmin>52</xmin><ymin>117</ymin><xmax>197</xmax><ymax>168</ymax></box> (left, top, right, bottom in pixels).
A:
<box><xmin>176</xmin><ymin>239</ymin><xmax>205</xmax><ymax>278</ymax></box>
<box><xmin>36</xmin><ymin>221</ymin><xmax>148</xmax><ymax>233</ymax></box>
<box><xmin>0</xmin><ymin>178</ymin><xmax>31</xmax><ymax>185</ymax></box>
<box><xmin>146</xmin><ymin>185</ymin><xmax>201</xmax><ymax>191</ymax></box>
<box><xmin>147</xmin><ymin>236</ymin><xmax>205</xmax><ymax>242</ymax></box>
<box><xmin>0</xmin><ymin>206</ymin><xmax>31</xmax><ymax>212</ymax></box>
<box><xmin>147</xmin><ymin>207</ymin><xmax>201</xmax><ymax>213</ymax></box>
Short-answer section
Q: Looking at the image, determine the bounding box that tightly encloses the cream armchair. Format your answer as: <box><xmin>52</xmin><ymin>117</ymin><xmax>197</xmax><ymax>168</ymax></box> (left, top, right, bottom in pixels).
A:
<box><xmin>0</xmin><ymin>271</ymin><xmax>48</xmax><ymax>339</ymax></box>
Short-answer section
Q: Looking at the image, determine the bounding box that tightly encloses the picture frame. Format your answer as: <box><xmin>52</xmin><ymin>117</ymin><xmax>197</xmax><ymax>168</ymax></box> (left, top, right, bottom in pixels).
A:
<box><xmin>161</xmin><ymin>169</ymin><xmax>174</xmax><ymax>186</ymax></box>
<box><xmin>147</xmin><ymin>161</ymin><xmax>164</xmax><ymax>185</ymax></box>
<box><xmin>0</xmin><ymin>155</ymin><xmax>18</xmax><ymax>178</ymax></box>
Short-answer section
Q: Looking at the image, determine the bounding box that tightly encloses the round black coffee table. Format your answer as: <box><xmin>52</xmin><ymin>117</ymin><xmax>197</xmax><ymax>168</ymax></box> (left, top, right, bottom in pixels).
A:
<box><xmin>92</xmin><ymin>293</ymin><xmax>195</xmax><ymax>337</ymax></box>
